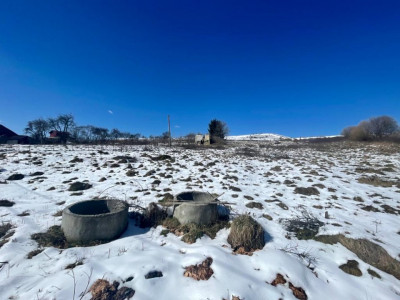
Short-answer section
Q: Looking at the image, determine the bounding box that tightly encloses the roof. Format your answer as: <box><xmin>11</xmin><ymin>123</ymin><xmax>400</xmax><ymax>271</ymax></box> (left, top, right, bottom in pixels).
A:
<box><xmin>0</xmin><ymin>125</ymin><xmax>18</xmax><ymax>137</ymax></box>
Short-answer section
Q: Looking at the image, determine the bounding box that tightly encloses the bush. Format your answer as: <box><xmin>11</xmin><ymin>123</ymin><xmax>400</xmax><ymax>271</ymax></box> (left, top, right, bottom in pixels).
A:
<box><xmin>342</xmin><ymin>115</ymin><xmax>399</xmax><ymax>141</ymax></box>
<box><xmin>227</xmin><ymin>215</ymin><xmax>265</xmax><ymax>252</ymax></box>
<box><xmin>208</xmin><ymin>119</ymin><xmax>229</xmax><ymax>144</ymax></box>
<box><xmin>282</xmin><ymin>208</ymin><xmax>323</xmax><ymax>240</ymax></box>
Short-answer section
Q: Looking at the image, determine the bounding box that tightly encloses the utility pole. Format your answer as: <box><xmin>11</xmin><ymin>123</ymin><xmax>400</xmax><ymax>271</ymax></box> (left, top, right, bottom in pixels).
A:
<box><xmin>168</xmin><ymin>115</ymin><xmax>171</xmax><ymax>147</ymax></box>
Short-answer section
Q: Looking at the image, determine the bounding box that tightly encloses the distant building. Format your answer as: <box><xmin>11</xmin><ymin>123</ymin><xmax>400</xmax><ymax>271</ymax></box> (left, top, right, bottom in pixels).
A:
<box><xmin>49</xmin><ymin>130</ymin><xmax>71</xmax><ymax>144</ymax></box>
<box><xmin>195</xmin><ymin>134</ymin><xmax>210</xmax><ymax>145</ymax></box>
<box><xmin>0</xmin><ymin>125</ymin><xmax>29</xmax><ymax>144</ymax></box>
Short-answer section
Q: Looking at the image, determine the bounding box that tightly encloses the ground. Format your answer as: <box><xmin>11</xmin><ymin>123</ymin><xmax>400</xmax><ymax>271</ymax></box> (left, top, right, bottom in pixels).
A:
<box><xmin>0</xmin><ymin>140</ymin><xmax>399</xmax><ymax>300</ymax></box>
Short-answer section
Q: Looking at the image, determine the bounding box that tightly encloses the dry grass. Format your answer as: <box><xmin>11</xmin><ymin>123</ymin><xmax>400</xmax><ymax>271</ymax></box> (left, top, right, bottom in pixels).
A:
<box><xmin>339</xmin><ymin>260</ymin><xmax>362</xmax><ymax>277</ymax></box>
<box><xmin>227</xmin><ymin>215</ymin><xmax>265</xmax><ymax>252</ymax></box>
<box><xmin>357</xmin><ymin>176</ymin><xmax>397</xmax><ymax>187</ymax></box>
<box><xmin>294</xmin><ymin>187</ymin><xmax>320</xmax><ymax>196</ymax></box>
<box><xmin>315</xmin><ymin>234</ymin><xmax>400</xmax><ymax>280</ymax></box>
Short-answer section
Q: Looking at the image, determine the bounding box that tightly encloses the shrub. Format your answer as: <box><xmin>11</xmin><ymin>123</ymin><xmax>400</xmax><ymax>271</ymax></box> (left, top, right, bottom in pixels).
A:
<box><xmin>342</xmin><ymin>115</ymin><xmax>399</xmax><ymax>141</ymax></box>
<box><xmin>208</xmin><ymin>119</ymin><xmax>229</xmax><ymax>144</ymax></box>
<box><xmin>227</xmin><ymin>215</ymin><xmax>265</xmax><ymax>251</ymax></box>
<box><xmin>282</xmin><ymin>208</ymin><xmax>323</xmax><ymax>240</ymax></box>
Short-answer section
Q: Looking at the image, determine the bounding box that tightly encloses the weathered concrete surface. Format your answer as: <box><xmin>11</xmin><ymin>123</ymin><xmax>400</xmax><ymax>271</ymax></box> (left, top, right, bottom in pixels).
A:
<box><xmin>173</xmin><ymin>192</ymin><xmax>218</xmax><ymax>225</ymax></box>
<box><xmin>62</xmin><ymin>199</ymin><xmax>128</xmax><ymax>243</ymax></box>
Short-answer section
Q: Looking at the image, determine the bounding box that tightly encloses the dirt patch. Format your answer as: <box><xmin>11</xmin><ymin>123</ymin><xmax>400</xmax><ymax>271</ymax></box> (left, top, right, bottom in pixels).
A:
<box><xmin>270</xmin><ymin>273</ymin><xmax>308</xmax><ymax>300</ymax></box>
<box><xmin>184</xmin><ymin>257</ymin><xmax>214</xmax><ymax>281</ymax></box>
<box><xmin>271</xmin><ymin>273</ymin><xmax>286</xmax><ymax>286</ymax></box>
<box><xmin>126</xmin><ymin>170</ymin><xmax>138</xmax><ymax>177</ymax></box>
<box><xmin>245</xmin><ymin>202</ymin><xmax>263</xmax><ymax>209</ymax></box>
<box><xmin>151</xmin><ymin>155</ymin><xmax>174</xmax><ymax>162</ymax></box>
<box><xmin>7</xmin><ymin>174</ymin><xmax>24</xmax><ymax>180</ymax></box>
<box><xmin>227</xmin><ymin>215</ymin><xmax>265</xmax><ymax>253</ymax></box>
<box><xmin>17</xmin><ymin>211</ymin><xmax>30</xmax><ymax>216</ymax></box>
<box><xmin>357</xmin><ymin>176</ymin><xmax>397</xmax><ymax>187</ymax></box>
<box><xmin>381</xmin><ymin>204</ymin><xmax>399</xmax><ymax>215</ymax></box>
<box><xmin>65</xmin><ymin>259</ymin><xmax>84</xmax><ymax>269</ymax></box>
<box><xmin>89</xmin><ymin>279</ymin><xmax>135</xmax><ymax>300</ymax></box>
<box><xmin>68</xmin><ymin>181</ymin><xmax>92</xmax><ymax>191</ymax></box>
<box><xmin>263</xmin><ymin>214</ymin><xmax>273</xmax><ymax>220</ymax></box>
<box><xmin>361</xmin><ymin>205</ymin><xmax>380</xmax><ymax>212</ymax></box>
<box><xmin>314</xmin><ymin>234</ymin><xmax>400</xmax><ymax>280</ymax></box>
<box><xmin>367</xmin><ymin>268</ymin><xmax>381</xmax><ymax>279</ymax></box>
<box><xmin>0</xmin><ymin>200</ymin><xmax>15</xmax><ymax>207</ymax></box>
<box><xmin>145</xmin><ymin>270</ymin><xmax>163</xmax><ymax>279</ymax></box>
<box><xmin>69</xmin><ymin>157</ymin><xmax>83</xmax><ymax>163</ymax></box>
<box><xmin>294</xmin><ymin>187</ymin><xmax>320</xmax><ymax>196</ymax></box>
<box><xmin>30</xmin><ymin>171</ymin><xmax>44</xmax><ymax>176</ymax></box>
<box><xmin>339</xmin><ymin>260</ymin><xmax>362</xmax><ymax>276</ymax></box>
<box><xmin>0</xmin><ymin>223</ymin><xmax>13</xmax><ymax>239</ymax></box>
<box><xmin>229</xmin><ymin>186</ymin><xmax>242</xmax><ymax>192</ymax></box>
<box><xmin>27</xmin><ymin>249</ymin><xmax>44</xmax><ymax>259</ymax></box>
<box><xmin>0</xmin><ymin>223</ymin><xmax>14</xmax><ymax>248</ymax></box>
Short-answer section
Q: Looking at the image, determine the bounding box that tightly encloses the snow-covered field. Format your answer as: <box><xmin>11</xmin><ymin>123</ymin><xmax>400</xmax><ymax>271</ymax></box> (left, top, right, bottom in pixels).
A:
<box><xmin>1</xmin><ymin>141</ymin><xmax>400</xmax><ymax>300</ymax></box>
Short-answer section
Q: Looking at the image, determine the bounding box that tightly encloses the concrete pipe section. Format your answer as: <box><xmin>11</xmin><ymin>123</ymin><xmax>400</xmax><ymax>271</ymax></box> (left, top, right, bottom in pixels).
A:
<box><xmin>62</xmin><ymin>199</ymin><xmax>128</xmax><ymax>243</ymax></box>
<box><xmin>173</xmin><ymin>191</ymin><xmax>219</xmax><ymax>225</ymax></box>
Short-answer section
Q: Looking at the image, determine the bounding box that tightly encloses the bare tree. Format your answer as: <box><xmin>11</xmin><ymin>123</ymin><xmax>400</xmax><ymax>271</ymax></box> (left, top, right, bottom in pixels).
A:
<box><xmin>367</xmin><ymin>116</ymin><xmax>398</xmax><ymax>139</ymax></box>
<box><xmin>91</xmin><ymin>127</ymin><xmax>109</xmax><ymax>142</ymax></box>
<box><xmin>342</xmin><ymin>115</ymin><xmax>399</xmax><ymax>141</ymax></box>
<box><xmin>24</xmin><ymin>118</ymin><xmax>49</xmax><ymax>143</ymax></box>
<box><xmin>110</xmin><ymin>128</ymin><xmax>122</xmax><ymax>140</ymax></box>
<box><xmin>48</xmin><ymin>114</ymin><xmax>75</xmax><ymax>132</ymax></box>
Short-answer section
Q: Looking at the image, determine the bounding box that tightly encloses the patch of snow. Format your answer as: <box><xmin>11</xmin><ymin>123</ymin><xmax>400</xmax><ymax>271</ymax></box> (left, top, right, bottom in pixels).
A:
<box><xmin>227</xmin><ymin>133</ymin><xmax>291</xmax><ymax>141</ymax></box>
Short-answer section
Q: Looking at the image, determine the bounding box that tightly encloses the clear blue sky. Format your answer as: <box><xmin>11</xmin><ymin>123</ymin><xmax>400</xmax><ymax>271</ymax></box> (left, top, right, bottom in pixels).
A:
<box><xmin>1</xmin><ymin>1</ymin><xmax>399</xmax><ymax>137</ymax></box>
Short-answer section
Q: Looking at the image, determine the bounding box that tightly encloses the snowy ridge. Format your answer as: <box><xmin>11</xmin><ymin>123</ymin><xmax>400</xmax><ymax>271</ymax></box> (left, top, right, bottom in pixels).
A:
<box><xmin>226</xmin><ymin>133</ymin><xmax>290</xmax><ymax>141</ymax></box>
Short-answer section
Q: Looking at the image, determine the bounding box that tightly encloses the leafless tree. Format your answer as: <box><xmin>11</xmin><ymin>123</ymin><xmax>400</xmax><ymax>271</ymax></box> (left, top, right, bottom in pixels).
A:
<box><xmin>367</xmin><ymin>115</ymin><xmax>398</xmax><ymax>139</ymax></box>
<box><xmin>24</xmin><ymin>118</ymin><xmax>49</xmax><ymax>143</ymax></box>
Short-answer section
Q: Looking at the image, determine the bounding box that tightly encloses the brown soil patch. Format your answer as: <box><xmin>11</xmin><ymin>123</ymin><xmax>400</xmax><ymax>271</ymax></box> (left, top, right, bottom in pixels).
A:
<box><xmin>89</xmin><ymin>279</ymin><xmax>135</xmax><ymax>300</ymax></box>
<box><xmin>270</xmin><ymin>273</ymin><xmax>308</xmax><ymax>300</ymax></box>
<box><xmin>184</xmin><ymin>257</ymin><xmax>214</xmax><ymax>281</ymax></box>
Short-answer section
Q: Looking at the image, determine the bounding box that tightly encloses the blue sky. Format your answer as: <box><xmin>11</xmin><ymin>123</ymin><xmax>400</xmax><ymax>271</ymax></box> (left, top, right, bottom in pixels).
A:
<box><xmin>1</xmin><ymin>1</ymin><xmax>399</xmax><ymax>137</ymax></box>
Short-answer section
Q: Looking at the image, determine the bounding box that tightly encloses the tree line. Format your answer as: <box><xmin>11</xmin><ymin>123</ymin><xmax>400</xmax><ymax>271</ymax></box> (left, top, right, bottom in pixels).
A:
<box><xmin>24</xmin><ymin>114</ymin><xmax>230</xmax><ymax>145</ymax></box>
<box><xmin>25</xmin><ymin>114</ymin><xmax>144</xmax><ymax>144</ymax></box>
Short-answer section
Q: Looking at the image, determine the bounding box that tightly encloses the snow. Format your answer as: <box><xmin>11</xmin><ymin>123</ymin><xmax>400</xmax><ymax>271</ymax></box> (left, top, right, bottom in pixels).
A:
<box><xmin>0</xmin><ymin>143</ymin><xmax>400</xmax><ymax>300</ymax></box>
<box><xmin>227</xmin><ymin>133</ymin><xmax>290</xmax><ymax>141</ymax></box>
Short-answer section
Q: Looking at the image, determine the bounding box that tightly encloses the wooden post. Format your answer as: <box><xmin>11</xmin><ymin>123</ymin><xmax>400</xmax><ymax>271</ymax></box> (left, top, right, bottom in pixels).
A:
<box><xmin>168</xmin><ymin>115</ymin><xmax>171</xmax><ymax>147</ymax></box>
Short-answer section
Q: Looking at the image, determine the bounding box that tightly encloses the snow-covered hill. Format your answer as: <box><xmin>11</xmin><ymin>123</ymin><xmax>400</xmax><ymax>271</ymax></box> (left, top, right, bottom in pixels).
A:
<box><xmin>227</xmin><ymin>133</ymin><xmax>291</xmax><ymax>141</ymax></box>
